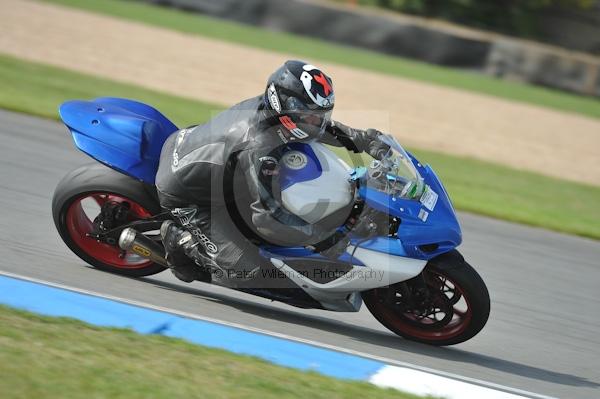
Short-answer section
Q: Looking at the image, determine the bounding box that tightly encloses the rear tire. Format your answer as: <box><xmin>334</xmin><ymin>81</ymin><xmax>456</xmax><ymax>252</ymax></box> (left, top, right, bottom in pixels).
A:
<box><xmin>52</xmin><ymin>163</ymin><xmax>167</xmax><ymax>277</ymax></box>
<box><xmin>362</xmin><ymin>250</ymin><xmax>490</xmax><ymax>345</ymax></box>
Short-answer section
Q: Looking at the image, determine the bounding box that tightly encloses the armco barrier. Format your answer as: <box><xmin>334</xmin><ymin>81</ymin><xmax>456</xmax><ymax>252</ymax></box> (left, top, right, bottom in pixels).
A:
<box><xmin>148</xmin><ymin>0</ymin><xmax>491</xmax><ymax>67</ymax></box>
<box><xmin>144</xmin><ymin>0</ymin><xmax>600</xmax><ymax>97</ymax></box>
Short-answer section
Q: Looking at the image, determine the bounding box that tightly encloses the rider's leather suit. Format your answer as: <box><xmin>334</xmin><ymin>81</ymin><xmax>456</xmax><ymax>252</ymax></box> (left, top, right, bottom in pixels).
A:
<box><xmin>155</xmin><ymin>96</ymin><xmax>381</xmax><ymax>287</ymax></box>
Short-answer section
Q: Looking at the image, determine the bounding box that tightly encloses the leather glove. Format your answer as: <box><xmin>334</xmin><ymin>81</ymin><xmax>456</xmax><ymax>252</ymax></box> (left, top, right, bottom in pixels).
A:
<box><xmin>365</xmin><ymin>129</ymin><xmax>391</xmax><ymax>160</ymax></box>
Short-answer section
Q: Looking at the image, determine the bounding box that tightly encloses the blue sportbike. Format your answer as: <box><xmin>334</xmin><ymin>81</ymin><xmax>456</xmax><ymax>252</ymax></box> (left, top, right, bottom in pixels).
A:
<box><xmin>52</xmin><ymin>98</ymin><xmax>490</xmax><ymax>345</ymax></box>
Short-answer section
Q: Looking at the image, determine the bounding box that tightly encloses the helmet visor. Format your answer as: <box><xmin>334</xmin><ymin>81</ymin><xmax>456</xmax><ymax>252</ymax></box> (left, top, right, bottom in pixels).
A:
<box><xmin>288</xmin><ymin>96</ymin><xmax>332</xmax><ymax>131</ymax></box>
<box><xmin>291</xmin><ymin>109</ymin><xmax>332</xmax><ymax>141</ymax></box>
<box><xmin>274</xmin><ymin>96</ymin><xmax>332</xmax><ymax>142</ymax></box>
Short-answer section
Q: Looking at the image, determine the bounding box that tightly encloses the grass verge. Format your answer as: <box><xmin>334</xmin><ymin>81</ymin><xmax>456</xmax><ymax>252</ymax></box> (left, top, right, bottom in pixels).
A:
<box><xmin>0</xmin><ymin>305</ymin><xmax>419</xmax><ymax>399</ymax></box>
<box><xmin>0</xmin><ymin>53</ymin><xmax>219</xmax><ymax>127</ymax></box>
<box><xmin>43</xmin><ymin>0</ymin><xmax>600</xmax><ymax>120</ymax></box>
<box><xmin>0</xmin><ymin>53</ymin><xmax>598</xmax><ymax>239</ymax></box>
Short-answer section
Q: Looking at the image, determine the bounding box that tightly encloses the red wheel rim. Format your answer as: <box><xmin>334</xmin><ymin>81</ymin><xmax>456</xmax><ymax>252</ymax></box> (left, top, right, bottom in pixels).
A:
<box><xmin>65</xmin><ymin>192</ymin><xmax>154</xmax><ymax>269</ymax></box>
<box><xmin>371</xmin><ymin>271</ymin><xmax>473</xmax><ymax>341</ymax></box>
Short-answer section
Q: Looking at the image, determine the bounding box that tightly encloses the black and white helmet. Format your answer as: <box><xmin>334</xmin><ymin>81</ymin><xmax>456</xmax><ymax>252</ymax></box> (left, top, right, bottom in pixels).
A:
<box><xmin>263</xmin><ymin>60</ymin><xmax>335</xmax><ymax>143</ymax></box>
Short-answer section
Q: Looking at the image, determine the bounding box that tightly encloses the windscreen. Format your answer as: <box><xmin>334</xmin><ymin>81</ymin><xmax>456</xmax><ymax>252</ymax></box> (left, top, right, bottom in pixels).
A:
<box><xmin>366</xmin><ymin>134</ymin><xmax>424</xmax><ymax>200</ymax></box>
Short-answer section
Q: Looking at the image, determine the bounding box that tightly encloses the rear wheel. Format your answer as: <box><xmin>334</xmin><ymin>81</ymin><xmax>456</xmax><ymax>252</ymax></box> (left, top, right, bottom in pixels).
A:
<box><xmin>362</xmin><ymin>250</ymin><xmax>490</xmax><ymax>345</ymax></box>
<box><xmin>52</xmin><ymin>164</ymin><xmax>167</xmax><ymax>277</ymax></box>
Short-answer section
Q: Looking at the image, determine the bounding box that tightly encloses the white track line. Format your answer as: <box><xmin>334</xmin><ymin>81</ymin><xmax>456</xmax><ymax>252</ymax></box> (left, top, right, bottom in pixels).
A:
<box><xmin>0</xmin><ymin>270</ymin><xmax>556</xmax><ymax>399</ymax></box>
<box><xmin>370</xmin><ymin>366</ymin><xmax>536</xmax><ymax>399</ymax></box>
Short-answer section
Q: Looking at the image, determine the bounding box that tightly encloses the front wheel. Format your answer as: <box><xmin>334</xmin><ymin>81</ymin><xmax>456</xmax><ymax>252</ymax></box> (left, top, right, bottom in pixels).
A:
<box><xmin>362</xmin><ymin>250</ymin><xmax>490</xmax><ymax>345</ymax></box>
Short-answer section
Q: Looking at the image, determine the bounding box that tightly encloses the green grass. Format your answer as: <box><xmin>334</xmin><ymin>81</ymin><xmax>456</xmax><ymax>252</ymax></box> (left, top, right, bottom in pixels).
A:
<box><xmin>0</xmin><ymin>305</ymin><xmax>420</xmax><ymax>399</ymax></box>
<box><xmin>43</xmin><ymin>0</ymin><xmax>600</xmax><ymax>119</ymax></box>
<box><xmin>0</xmin><ymin>53</ymin><xmax>598</xmax><ymax>239</ymax></box>
<box><xmin>0</xmin><ymin>54</ymin><xmax>221</xmax><ymax>128</ymax></box>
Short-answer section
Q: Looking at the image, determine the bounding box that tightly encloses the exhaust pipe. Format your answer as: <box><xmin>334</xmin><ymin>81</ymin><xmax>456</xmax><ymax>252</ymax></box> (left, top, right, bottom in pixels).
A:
<box><xmin>118</xmin><ymin>228</ymin><xmax>168</xmax><ymax>267</ymax></box>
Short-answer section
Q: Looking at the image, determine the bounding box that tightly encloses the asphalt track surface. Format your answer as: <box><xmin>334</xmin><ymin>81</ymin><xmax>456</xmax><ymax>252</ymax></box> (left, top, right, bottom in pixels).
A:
<box><xmin>1</xmin><ymin>109</ymin><xmax>599</xmax><ymax>399</ymax></box>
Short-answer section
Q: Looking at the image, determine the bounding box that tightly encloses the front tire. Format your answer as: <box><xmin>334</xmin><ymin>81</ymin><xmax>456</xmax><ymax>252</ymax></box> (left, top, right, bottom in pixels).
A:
<box><xmin>362</xmin><ymin>250</ymin><xmax>490</xmax><ymax>345</ymax></box>
<box><xmin>52</xmin><ymin>163</ymin><xmax>167</xmax><ymax>277</ymax></box>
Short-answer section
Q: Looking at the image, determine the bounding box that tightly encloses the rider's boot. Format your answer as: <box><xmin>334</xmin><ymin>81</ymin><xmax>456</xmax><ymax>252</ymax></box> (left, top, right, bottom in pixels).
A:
<box><xmin>160</xmin><ymin>220</ymin><xmax>211</xmax><ymax>283</ymax></box>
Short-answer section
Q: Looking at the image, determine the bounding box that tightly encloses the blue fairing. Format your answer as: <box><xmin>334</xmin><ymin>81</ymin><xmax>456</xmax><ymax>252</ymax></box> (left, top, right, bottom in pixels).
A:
<box><xmin>59</xmin><ymin>97</ymin><xmax>178</xmax><ymax>183</ymax></box>
<box><xmin>353</xmin><ymin>156</ymin><xmax>461</xmax><ymax>260</ymax></box>
<box><xmin>260</xmin><ymin>236</ymin><xmax>409</xmax><ymax>266</ymax></box>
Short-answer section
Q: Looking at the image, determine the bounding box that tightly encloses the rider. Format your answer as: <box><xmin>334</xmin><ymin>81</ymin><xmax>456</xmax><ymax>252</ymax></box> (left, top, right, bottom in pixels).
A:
<box><xmin>156</xmin><ymin>60</ymin><xmax>388</xmax><ymax>286</ymax></box>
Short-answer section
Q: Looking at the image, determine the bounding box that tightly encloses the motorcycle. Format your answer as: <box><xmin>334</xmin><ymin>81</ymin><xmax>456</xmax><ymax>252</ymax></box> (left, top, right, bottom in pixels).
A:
<box><xmin>52</xmin><ymin>97</ymin><xmax>490</xmax><ymax>345</ymax></box>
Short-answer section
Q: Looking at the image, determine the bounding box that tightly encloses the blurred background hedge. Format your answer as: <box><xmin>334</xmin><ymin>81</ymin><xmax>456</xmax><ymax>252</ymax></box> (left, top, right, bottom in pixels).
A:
<box><xmin>349</xmin><ymin>0</ymin><xmax>595</xmax><ymax>39</ymax></box>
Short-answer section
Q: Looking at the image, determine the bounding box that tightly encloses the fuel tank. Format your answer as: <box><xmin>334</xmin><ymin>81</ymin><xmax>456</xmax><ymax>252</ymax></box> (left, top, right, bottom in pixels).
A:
<box><xmin>279</xmin><ymin>142</ymin><xmax>354</xmax><ymax>226</ymax></box>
